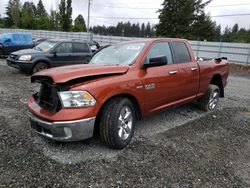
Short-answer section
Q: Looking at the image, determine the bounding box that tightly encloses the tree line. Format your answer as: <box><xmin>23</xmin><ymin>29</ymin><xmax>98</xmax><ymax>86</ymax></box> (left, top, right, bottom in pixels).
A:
<box><xmin>0</xmin><ymin>0</ymin><xmax>249</xmax><ymax>43</ymax></box>
<box><xmin>90</xmin><ymin>22</ymin><xmax>155</xmax><ymax>37</ymax></box>
<box><xmin>156</xmin><ymin>0</ymin><xmax>250</xmax><ymax>43</ymax></box>
<box><xmin>0</xmin><ymin>0</ymin><xmax>86</xmax><ymax>32</ymax></box>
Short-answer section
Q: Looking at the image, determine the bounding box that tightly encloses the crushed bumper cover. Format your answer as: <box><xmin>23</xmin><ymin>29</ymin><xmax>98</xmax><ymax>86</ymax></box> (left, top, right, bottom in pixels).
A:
<box><xmin>28</xmin><ymin>113</ymin><xmax>96</xmax><ymax>141</ymax></box>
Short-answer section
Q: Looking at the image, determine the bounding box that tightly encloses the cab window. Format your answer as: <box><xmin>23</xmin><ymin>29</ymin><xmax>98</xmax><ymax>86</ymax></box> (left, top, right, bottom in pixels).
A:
<box><xmin>56</xmin><ymin>42</ymin><xmax>72</xmax><ymax>53</ymax></box>
<box><xmin>171</xmin><ymin>42</ymin><xmax>191</xmax><ymax>63</ymax></box>
<box><xmin>147</xmin><ymin>42</ymin><xmax>173</xmax><ymax>64</ymax></box>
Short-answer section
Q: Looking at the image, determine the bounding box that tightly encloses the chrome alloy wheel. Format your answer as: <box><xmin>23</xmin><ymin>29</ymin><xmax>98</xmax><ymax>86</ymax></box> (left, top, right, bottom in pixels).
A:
<box><xmin>118</xmin><ymin>106</ymin><xmax>133</xmax><ymax>140</ymax></box>
<box><xmin>208</xmin><ymin>90</ymin><xmax>219</xmax><ymax>110</ymax></box>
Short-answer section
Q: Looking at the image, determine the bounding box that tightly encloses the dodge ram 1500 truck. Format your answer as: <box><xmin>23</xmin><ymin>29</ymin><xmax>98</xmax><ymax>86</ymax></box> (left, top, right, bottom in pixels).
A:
<box><xmin>28</xmin><ymin>38</ymin><xmax>229</xmax><ymax>149</ymax></box>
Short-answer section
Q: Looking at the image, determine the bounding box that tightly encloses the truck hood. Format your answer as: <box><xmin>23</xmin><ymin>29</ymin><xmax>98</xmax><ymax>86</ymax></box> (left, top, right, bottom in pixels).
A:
<box><xmin>31</xmin><ymin>64</ymin><xmax>129</xmax><ymax>84</ymax></box>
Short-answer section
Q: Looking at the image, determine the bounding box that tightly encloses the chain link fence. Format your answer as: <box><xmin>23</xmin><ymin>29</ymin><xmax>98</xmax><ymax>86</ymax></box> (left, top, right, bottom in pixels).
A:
<box><xmin>0</xmin><ymin>28</ymin><xmax>249</xmax><ymax>65</ymax></box>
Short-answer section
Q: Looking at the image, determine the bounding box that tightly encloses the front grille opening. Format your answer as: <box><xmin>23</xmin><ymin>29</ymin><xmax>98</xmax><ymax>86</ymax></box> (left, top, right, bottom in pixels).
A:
<box><xmin>34</xmin><ymin>83</ymin><xmax>63</xmax><ymax>112</ymax></box>
<box><xmin>10</xmin><ymin>54</ymin><xmax>18</xmax><ymax>60</ymax></box>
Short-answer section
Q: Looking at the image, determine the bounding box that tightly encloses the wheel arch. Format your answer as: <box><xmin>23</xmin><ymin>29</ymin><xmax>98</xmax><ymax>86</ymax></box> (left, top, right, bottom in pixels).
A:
<box><xmin>99</xmin><ymin>93</ymin><xmax>142</xmax><ymax>120</ymax></box>
<box><xmin>31</xmin><ymin>59</ymin><xmax>51</xmax><ymax>73</ymax></box>
<box><xmin>32</xmin><ymin>59</ymin><xmax>51</xmax><ymax>68</ymax></box>
<box><xmin>210</xmin><ymin>74</ymin><xmax>224</xmax><ymax>97</ymax></box>
<box><xmin>94</xmin><ymin>93</ymin><xmax>142</xmax><ymax>134</ymax></box>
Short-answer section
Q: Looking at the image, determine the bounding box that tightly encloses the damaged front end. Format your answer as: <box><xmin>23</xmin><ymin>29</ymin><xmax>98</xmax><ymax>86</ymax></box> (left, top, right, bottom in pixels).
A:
<box><xmin>31</xmin><ymin>76</ymin><xmax>67</xmax><ymax>113</ymax></box>
<box><xmin>29</xmin><ymin>76</ymin><xmax>96</xmax><ymax>141</ymax></box>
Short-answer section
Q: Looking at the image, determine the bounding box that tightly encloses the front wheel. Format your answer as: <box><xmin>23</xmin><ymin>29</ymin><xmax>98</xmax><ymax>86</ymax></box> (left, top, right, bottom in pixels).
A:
<box><xmin>99</xmin><ymin>98</ymin><xmax>135</xmax><ymax>149</ymax></box>
<box><xmin>198</xmin><ymin>84</ymin><xmax>220</xmax><ymax>111</ymax></box>
<box><xmin>32</xmin><ymin>62</ymin><xmax>49</xmax><ymax>74</ymax></box>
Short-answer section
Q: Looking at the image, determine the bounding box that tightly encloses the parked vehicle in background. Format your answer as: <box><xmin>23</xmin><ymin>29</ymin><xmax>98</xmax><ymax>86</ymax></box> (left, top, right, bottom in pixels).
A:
<box><xmin>7</xmin><ymin>39</ymin><xmax>92</xmax><ymax>74</ymax></box>
<box><xmin>0</xmin><ymin>33</ymin><xmax>34</xmax><ymax>56</ymax></box>
<box><xmin>92</xmin><ymin>44</ymin><xmax>111</xmax><ymax>56</ymax></box>
<box><xmin>88</xmin><ymin>40</ymin><xmax>101</xmax><ymax>52</ymax></box>
<box><xmin>33</xmin><ymin>37</ymin><xmax>47</xmax><ymax>46</ymax></box>
<box><xmin>28</xmin><ymin>38</ymin><xmax>229</xmax><ymax>149</ymax></box>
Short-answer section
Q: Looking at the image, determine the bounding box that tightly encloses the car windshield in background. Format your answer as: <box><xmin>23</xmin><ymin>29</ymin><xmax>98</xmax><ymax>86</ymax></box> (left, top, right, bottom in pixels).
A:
<box><xmin>89</xmin><ymin>42</ymin><xmax>146</xmax><ymax>65</ymax></box>
<box><xmin>34</xmin><ymin>41</ymin><xmax>57</xmax><ymax>52</ymax></box>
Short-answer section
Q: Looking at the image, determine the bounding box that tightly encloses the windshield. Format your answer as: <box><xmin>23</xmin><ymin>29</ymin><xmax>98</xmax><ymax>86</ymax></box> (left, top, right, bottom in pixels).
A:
<box><xmin>34</xmin><ymin>41</ymin><xmax>58</xmax><ymax>52</ymax></box>
<box><xmin>89</xmin><ymin>42</ymin><xmax>146</xmax><ymax>65</ymax></box>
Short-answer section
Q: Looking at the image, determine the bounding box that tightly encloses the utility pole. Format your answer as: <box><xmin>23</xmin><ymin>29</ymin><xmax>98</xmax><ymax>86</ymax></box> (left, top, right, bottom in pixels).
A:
<box><xmin>87</xmin><ymin>0</ymin><xmax>91</xmax><ymax>32</ymax></box>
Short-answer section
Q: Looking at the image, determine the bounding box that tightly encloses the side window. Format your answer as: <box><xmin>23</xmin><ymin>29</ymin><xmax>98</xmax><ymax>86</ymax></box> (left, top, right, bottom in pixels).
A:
<box><xmin>147</xmin><ymin>42</ymin><xmax>173</xmax><ymax>64</ymax></box>
<box><xmin>56</xmin><ymin>43</ymin><xmax>72</xmax><ymax>53</ymax></box>
<box><xmin>171</xmin><ymin>42</ymin><xmax>191</xmax><ymax>63</ymax></box>
<box><xmin>73</xmin><ymin>43</ymin><xmax>89</xmax><ymax>53</ymax></box>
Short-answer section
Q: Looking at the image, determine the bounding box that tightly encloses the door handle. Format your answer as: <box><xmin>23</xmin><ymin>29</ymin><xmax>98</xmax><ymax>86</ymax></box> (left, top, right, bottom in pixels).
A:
<box><xmin>169</xmin><ymin>70</ymin><xmax>178</xmax><ymax>75</ymax></box>
<box><xmin>191</xmin><ymin>67</ymin><xmax>198</xmax><ymax>71</ymax></box>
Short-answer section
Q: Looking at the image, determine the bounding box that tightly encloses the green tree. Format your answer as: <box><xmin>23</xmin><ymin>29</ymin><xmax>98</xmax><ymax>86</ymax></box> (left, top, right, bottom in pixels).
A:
<box><xmin>36</xmin><ymin>0</ymin><xmax>50</xmax><ymax>30</ymax></box>
<box><xmin>20</xmin><ymin>2</ymin><xmax>36</xmax><ymax>29</ymax></box>
<box><xmin>59</xmin><ymin>0</ymin><xmax>72</xmax><ymax>31</ymax></box>
<box><xmin>156</xmin><ymin>0</ymin><xmax>213</xmax><ymax>40</ymax></box>
<box><xmin>5</xmin><ymin>0</ymin><xmax>22</xmax><ymax>28</ymax></box>
<box><xmin>141</xmin><ymin>23</ymin><xmax>145</xmax><ymax>37</ymax></box>
<box><xmin>190</xmin><ymin>13</ymin><xmax>216</xmax><ymax>41</ymax></box>
<box><xmin>145</xmin><ymin>22</ymin><xmax>153</xmax><ymax>37</ymax></box>
<box><xmin>0</xmin><ymin>15</ymin><xmax>5</xmax><ymax>28</ymax></box>
<box><xmin>36</xmin><ymin>0</ymin><xmax>46</xmax><ymax>16</ymax></box>
<box><xmin>73</xmin><ymin>14</ymin><xmax>86</xmax><ymax>32</ymax></box>
<box><xmin>232</xmin><ymin>24</ymin><xmax>239</xmax><ymax>34</ymax></box>
<box><xmin>49</xmin><ymin>9</ymin><xmax>60</xmax><ymax>30</ymax></box>
<box><xmin>221</xmin><ymin>26</ymin><xmax>232</xmax><ymax>42</ymax></box>
<box><xmin>214</xmin><ymin>25</ymin><xmax>221</xmax><ymax>42</ymax></box>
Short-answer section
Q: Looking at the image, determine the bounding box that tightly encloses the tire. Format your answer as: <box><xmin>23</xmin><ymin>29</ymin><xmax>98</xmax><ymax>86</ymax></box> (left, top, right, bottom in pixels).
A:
<box><xmin>99</xmin><ymin>97</ymin><xmax>136</xmax><ymax>149</ymax></box>
<box><xmin>198</xmin><ymin>84</ymin><xmax>220</xmax><ymax>111</ymax></box>
<box><xmin>32</xmin><ymin>62</ymin><xmax>49</xmax><ymax>74</ymax></box>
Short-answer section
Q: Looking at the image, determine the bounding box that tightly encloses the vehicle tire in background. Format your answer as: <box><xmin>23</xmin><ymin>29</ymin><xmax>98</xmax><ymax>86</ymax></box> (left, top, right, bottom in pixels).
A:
<box><xmin>32</xmin><ymin>62</ymin><xmax>49</xmax><ymax>74</ymax></box>
<box><xmin>99</xmin><ymin>97</ymin><xmax>135</xmax><ymax>149</ymax></box>
<box><xmin>198</xmin><ymin>84</ymin><xmax>220</xmax><ymax>111</ymax></box>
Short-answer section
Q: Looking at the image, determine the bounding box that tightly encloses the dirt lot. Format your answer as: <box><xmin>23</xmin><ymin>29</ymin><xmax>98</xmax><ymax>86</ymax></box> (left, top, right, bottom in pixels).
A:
<box><xmin>0</xmin><ymin>59</ymin><xmax>250</xmax><ymax>187</ymax></box>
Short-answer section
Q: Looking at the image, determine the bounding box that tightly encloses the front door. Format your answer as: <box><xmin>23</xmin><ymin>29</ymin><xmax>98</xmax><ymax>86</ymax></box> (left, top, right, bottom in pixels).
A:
<box><xmin>141</xmin><ymin>42</ymin><xmax>181</xmax><ymax>113</ymax></box>
<box><xmin>51</xmin><ymin>42</ymin><xmax>74</xmax><ymax>67</ymax></box>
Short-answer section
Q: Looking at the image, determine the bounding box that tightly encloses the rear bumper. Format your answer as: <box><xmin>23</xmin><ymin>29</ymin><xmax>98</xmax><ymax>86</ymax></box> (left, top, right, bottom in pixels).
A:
<box><xmin>7</xmin><ymin>58</ymin><xmax>33</xmax><ymax>73</ymax></box>
<box><xmin>28</xmin><ymin>112</ymin><xmax>96</xmax><ymax>141</ymax></box>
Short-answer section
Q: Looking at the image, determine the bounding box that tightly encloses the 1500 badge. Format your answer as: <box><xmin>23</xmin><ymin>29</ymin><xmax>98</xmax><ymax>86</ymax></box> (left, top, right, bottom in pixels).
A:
<box><xmin>145</xmin><ymin>83</ymin><xmax>156</xmax><ymax>90</ymax></box>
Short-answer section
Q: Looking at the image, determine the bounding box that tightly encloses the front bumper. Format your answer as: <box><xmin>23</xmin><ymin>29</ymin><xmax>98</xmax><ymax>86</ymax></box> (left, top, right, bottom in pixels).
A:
<box><xmin>28</xmin><ymin>112</ymin><xmax>96</xmax><ymax>141</ymax></box>
<box><xmin>7</xmin><ymin>58</ymin><xmax>33</xmax><ymax>73</ymax></box>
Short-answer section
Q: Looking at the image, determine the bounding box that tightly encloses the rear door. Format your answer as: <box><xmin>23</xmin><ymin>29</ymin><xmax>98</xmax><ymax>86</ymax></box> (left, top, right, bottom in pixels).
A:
<box><xmin>142</xmin><ymin>42</ymin><xmax>180</xmax><ymax>112</ymax></box>
<box><xmin>171</xmin><ymin>41</ymin><xmax>199</xmax><ymax>100</ymax></box>
<box><xmin>72</xmin><ymin>42</ymin><xmax>92</xmax><ymax>64</ymax></box>
<box><xmin>51</xmin><ymin>42</ymin><xmax>73</xmax><ymax>67</ymax></box>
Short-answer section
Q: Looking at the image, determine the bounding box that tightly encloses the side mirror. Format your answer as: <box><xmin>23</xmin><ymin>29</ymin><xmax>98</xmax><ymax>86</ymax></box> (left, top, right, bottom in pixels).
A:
<box><xmin>142</xmin><ymin>56</ymin><xmax>168</xmax><ymax>69</ymax></box>
<box><xmin>91</xmin><ymin>45</ymin><xmax>97</xmax><ymax>52</ymax></box>
<box><xmin>52</xmin><ymin>50</ymin><xmax>57</xmax><ymax>56</ymax></box>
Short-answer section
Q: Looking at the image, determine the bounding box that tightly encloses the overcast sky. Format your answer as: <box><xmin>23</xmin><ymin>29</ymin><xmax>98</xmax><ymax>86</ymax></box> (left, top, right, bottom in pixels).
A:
<box><xmin>1</xmin><ymin>0</ymin><xmax>250</xmax><ymax>31</ymax></box>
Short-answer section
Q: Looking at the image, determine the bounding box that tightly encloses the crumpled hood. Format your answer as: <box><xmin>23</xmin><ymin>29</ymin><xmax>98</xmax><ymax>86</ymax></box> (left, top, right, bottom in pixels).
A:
<box><xmin>31</xmin><ymin>64</ymin><xmax>129</xmax><ymax>84</ymax></box>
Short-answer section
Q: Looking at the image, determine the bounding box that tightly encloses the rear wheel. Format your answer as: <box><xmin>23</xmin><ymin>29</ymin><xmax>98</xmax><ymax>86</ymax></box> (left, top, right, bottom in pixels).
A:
<box><xmin>198</xmin><ymin>84</ymin><xmax>220</xmax><ymax>111</ymax></box>
<box><xmin>32</xmin><ymin>62</ymin><xmax>49</xmax><ymax>74</ymax></box>
<box><xmin>99</xmin><ymin>98</ymin><xmax>135</xmax><ymax>149</ymax></box>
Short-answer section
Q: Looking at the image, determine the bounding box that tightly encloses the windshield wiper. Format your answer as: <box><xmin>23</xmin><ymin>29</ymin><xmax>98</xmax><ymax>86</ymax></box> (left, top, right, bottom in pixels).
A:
<box><xmin>35</xmin><ymin>46</ymin><xmax>43</xmax><ymax>51</ymax></box>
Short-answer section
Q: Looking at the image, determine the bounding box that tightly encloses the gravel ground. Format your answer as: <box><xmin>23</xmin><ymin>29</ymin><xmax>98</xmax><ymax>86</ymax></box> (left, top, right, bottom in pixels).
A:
<box><xmin>0</xmin><ymin>59</ymin><xmax>249</xmax><ymax>187</ymax></box>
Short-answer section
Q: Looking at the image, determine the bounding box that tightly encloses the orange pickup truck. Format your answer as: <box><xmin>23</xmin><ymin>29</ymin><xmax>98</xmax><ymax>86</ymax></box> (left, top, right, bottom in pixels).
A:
<box><xmin>28</xmin><ymin>38</ymin><xmax>229</xmax><ymax>149</ymax></box>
